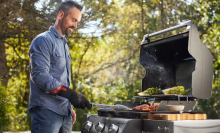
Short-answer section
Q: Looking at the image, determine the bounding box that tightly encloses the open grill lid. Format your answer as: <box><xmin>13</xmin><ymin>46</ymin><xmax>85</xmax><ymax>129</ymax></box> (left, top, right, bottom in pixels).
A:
<box><xmin>140</xmin><ymin>20</ymin><xmax>213</xmax><ymax>99</ymax></box>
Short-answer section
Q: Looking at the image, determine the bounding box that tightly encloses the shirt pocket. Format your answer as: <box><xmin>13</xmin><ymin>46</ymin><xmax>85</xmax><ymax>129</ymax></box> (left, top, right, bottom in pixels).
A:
<box><xmin>51</xmin><ymin>52</ymin><xmax>66</xmax><ymax>69</ymax></box>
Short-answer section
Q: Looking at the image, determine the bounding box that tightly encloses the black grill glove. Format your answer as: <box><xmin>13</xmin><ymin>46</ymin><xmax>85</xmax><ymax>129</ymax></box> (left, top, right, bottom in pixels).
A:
<box><xmin>57</xmin><ymin>85</ymin><xmax>91</xmax><ymax>109</ymax></box>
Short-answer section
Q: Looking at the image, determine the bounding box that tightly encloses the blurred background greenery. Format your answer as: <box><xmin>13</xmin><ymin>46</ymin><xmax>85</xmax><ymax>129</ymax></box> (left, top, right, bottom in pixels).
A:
<box><xmin>0</xmin><ymin>0</ymin><xmax>219</xmax><ymax>132</ymax></box>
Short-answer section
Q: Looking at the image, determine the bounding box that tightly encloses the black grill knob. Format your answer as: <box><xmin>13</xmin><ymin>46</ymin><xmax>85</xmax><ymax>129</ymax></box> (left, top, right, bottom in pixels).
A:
<box><xmin>108</xmin><ymin>124</ymin><xmax>119</xmax><ymax>133</ymax></box>
<box><xmin>83</xmin><ymin>121</ymin><xmax>93</xmax><ymax>131</ymax></box>
<box><xmin>95</xmin><ymin>122</ymin><xmax>105</xmax><ymax>133</ymax></box>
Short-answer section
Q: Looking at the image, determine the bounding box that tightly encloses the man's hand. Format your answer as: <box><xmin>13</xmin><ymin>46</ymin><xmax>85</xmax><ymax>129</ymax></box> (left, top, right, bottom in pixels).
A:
<box><xmin>56</xmin><ymin>85</ymin><xmax>91</xmax><ymax>109</ymax></box>
<box><xmin>71</xmin><ymin>109</ymin><xmax>76</xmax><ymax>125</ymax></box>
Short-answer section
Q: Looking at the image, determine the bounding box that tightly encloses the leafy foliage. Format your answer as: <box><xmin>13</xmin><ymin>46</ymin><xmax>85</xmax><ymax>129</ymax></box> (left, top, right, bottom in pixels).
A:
<box><xmin>0</xmin><ymin>81</ymin><xmax>9</xmax><ymax>132</ymax></box>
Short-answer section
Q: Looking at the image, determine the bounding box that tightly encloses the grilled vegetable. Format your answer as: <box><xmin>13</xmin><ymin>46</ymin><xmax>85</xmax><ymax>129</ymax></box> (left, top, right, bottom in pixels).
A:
<box><xmin>140</xmin><ymin>87</ymin><xmax>162</xmax><ymax>96</ymax></box>
<box><xmin>163</xmin><ymin>86</ymin><xmax>191</xmax><ymax>95</ymax></box>
<box><xmin>183</xmin><ymin>88</ymin><xmax>191</xmax><ymax>95</ymax></box>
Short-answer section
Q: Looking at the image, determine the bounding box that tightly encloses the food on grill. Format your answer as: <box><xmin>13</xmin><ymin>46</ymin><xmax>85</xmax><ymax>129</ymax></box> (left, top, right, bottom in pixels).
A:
<box><xmin>163</xmin><ymin>86</ymin><xmax>191</xmax><ymax>95</ymax></box>
<box><xmin>142</xmin><ymin>105</ymin><xmax>158</xmax><ymax>112</ymax></box>
<box><xmin>132</xmin><ymin>104</ymin><xmax>150</xmax><ymax>111</ymax></box>
<box><xmin>138</xmin><ymin>86</ymin><xmax>191</xmax><ymax>96</ymax></box>
<box><xmin>132</xmin><ymin>105</ymin><xmax>158</xmax><ymax>112</ymax></box>
<box><xmin>138</xmin><ymin>87</ymin><xmax>162</xmax><ymax>96</ymax></box>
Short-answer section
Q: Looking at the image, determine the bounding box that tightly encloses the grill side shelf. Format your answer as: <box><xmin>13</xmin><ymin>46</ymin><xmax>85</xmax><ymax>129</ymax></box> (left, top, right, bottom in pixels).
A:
<box><xmin>133</xmin><ymin>95</ymin><xmax>196</xmax><ymax>101</ymax></box>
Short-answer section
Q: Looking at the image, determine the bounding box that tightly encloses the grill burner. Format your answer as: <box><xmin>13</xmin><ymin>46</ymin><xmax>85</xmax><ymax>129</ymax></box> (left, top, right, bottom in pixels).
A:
<box><xmin>82</xmin><ymin>20</ymin><xmax>219</xmax><ymax>133</ymax></box>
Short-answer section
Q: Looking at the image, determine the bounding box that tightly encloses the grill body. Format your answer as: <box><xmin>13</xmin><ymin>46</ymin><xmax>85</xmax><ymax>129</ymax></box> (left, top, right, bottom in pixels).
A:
<box><xmin>82</xmin><ymin>115</ymin><xmax>220</xmax><ymax>133</ymax></box>
<box><xmin>82</xmin><ymin>20</ymin><xmax>217</xmax><ymax>133</ymax></box>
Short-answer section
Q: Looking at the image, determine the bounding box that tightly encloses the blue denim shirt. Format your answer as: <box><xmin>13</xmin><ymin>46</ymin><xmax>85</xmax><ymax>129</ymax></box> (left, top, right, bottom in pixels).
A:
<box><xmin>29</xmin><ymin>26</ymin><xmax>72</xmax><ymax>116</ymax></box>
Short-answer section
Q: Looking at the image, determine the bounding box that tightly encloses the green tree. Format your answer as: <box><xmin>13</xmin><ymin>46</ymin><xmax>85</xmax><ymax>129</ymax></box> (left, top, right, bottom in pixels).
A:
<box><xmin>0</xmin><ymin>81</ymin><xmax>9</xmax><ymax>132</ymax></box>
<box><xmin>1</xmin><ymin>0</ymin><xmax>54</xmax><ymax>130</ymax></box>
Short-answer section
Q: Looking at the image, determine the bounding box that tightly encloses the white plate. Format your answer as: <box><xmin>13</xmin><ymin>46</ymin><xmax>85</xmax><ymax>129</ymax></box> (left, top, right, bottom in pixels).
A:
<box><xmin>138</xmin><ymin>93</ymin><xmax>150</xmax><ymax>96</ymax></box>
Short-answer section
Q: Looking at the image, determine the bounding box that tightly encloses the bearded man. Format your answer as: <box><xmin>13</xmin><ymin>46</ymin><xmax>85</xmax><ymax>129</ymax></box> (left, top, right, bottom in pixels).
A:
<box><xmin>28</xmin><ymin>1</ymin><xmax>91</xmax><ymax>133</ymax></box>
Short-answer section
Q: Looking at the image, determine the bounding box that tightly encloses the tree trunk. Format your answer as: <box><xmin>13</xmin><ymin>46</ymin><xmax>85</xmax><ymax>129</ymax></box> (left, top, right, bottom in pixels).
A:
<box><xmin>23</xmin><ymin>63</ymin><xmax>30</xmax><ymax>108</ymax></box>
<box><xmin>0</xmin><ymin>22</ymin><xmax>9</xmax><ymax>86</ymax></box>
<box><xmin>161</xmin><ymin>0</ymin><xmax>164</xmax><ymax>30</ymax></box>
<box><xmin>141</xmin><ymin>0</ymin><xmax>145</xmax><ymax>35</ymax></box>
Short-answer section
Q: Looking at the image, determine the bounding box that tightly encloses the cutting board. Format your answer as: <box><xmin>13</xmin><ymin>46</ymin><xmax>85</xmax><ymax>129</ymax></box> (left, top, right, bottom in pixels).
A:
<box><xmin>148</xmin><ymin>113</ymin><xmax>207</xmax><ymax>120</ymax></box>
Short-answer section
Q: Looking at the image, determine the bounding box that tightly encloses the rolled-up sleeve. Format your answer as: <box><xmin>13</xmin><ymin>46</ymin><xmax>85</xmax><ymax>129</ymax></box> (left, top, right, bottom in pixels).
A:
<box><xmin>29</xmin><ymin>36</ymin><xmax>61</xmax><ymax>92</ymax></box>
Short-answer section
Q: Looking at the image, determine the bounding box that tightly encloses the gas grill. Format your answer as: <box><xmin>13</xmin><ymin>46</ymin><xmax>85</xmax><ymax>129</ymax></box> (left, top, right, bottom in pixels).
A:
<box><xmin>81</xmin><ymin>20</ymin><xmax>220</xmax><ymax>133</ymax></box>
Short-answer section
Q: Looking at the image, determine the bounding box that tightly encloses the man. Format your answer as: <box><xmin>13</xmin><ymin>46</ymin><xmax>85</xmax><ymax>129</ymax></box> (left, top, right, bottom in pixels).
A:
<box><xmin>28</xmin><ymin>1</ymin><xmax>91</xmax><ymax>133</ymax></box>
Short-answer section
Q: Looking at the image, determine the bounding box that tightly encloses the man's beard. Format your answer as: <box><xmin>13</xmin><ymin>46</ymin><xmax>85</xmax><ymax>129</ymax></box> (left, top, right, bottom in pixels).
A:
<box><xmin>60</xmin><ymin>18</ymin><xmax>74</xmax><ymax>37</ymax></box>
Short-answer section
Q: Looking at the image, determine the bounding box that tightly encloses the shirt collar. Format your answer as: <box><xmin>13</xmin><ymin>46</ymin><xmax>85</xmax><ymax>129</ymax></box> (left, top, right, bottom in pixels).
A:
<box><xmin>49</xmin><ymin>26</ymin><xmax>68</xmax><ymax>42</ymax></box>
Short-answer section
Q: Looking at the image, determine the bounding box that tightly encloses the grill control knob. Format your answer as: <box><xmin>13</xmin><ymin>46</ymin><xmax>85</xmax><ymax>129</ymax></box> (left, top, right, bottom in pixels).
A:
<box><xmin>108</xmin><ymin>124</ymin><xmax>119</xmax><ymax>133</ymax></box>
<box><xmin>83</xmin><ymin>121</ymin><xmax>93</xmax><ymax>131</ymax></box>
<box><xmin>95</xmin><ymin>122</ymin><xmax>105</xmax><ymax>133</ymax></box>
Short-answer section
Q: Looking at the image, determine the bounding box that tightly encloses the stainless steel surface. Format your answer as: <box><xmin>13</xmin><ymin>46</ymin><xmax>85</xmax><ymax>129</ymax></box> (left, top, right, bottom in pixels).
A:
<box><xmin>188</xmin><ymin>23</ymin><xmax>213</xmax><ymax>99</ymax></box>
<box><xmin>147</xmin><ymin>20</ymin><xmax>192</xmax><ymax>38</ymax></box>
<box><xmin>95</xmin><ymin>122</ymin><xmax>105</xmax><ymax>133</ymax></box>
<box><xmin>173</xmin><ymin>120</ymin><xmax>220</xmax><ymax>133</ymax></box>
<box><xmin>158</xmin><ymin>126</ymin><xmax>170</xmax><ymax>132</ymax></box>
<box><xmin>144</xmin><ymin>119</ymin><xmax>220</xmax><ymax>133</ymax></box>
<box><xmin>83</xmin><ymin>121</ymin><xmax>93</xmax><ymax>131</ymax></box>
<box><xmin>141</xmin><ymin>20</ymin><xmax>192</xmax><ymax>44</ymax></box>
<box><xmin>82</xmin><ymin>115</ymin><xmax>142</xmax><ymax>133</ymax></box>
<box><xmin>83</xmin><ymin>113</ymin><xmax>220</xmax><ymax>133</ymax></box>
<box><xmin>91</xmin><ymin>103</ymin><xmax>131</xmax><ymax>111</ymax></box>
<box><xmin>108</xmin><ymin>124</ymin><xmax>119</xmax><ymax>133</ymax></box>
<box><xmin>143</xmin><ymin>119</ymin><xmax>174</xmax><ymax>133</ymax></box>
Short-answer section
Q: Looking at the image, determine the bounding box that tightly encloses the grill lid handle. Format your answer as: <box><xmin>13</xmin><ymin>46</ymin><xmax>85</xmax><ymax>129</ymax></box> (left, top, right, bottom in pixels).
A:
<box><xmin>141</xmin><ymin>20</ymin><xmax>193</xmax><ymax>44</ymax></box>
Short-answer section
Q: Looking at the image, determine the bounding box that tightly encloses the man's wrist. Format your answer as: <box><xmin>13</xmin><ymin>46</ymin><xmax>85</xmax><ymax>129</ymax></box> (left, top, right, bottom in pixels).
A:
<box><xmin>55</xmin><ymin>85</ymin><xmax>63</xmax><ymax>94</ymax></box>
<box><xmin>48</xmin><ymin>85</ymin><xmax>63</xmax><ymax>94</ymax></box>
